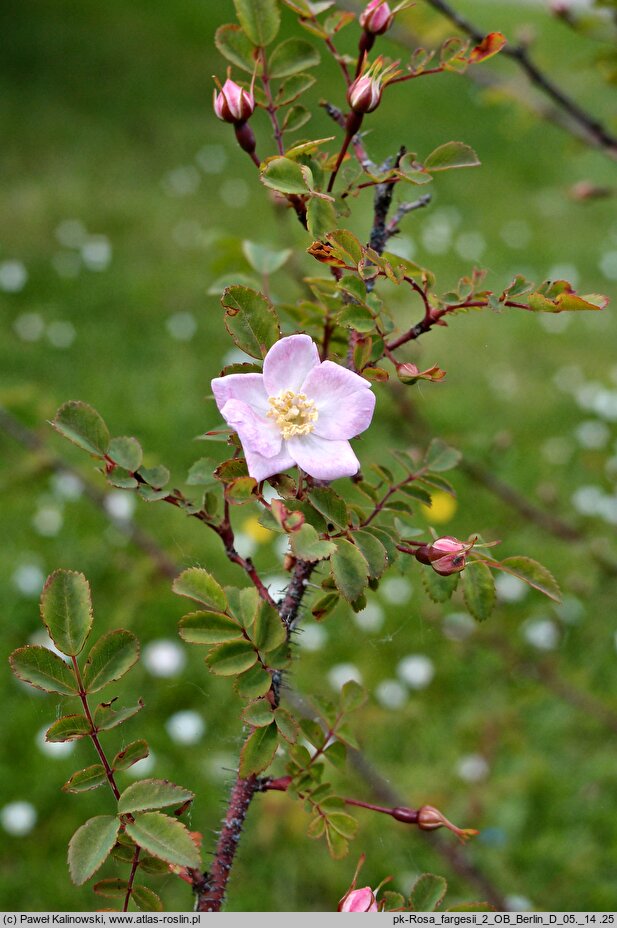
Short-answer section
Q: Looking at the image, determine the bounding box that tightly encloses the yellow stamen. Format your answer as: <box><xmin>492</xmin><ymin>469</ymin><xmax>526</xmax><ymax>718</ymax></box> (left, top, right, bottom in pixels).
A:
<box><xmin>267</xmin><ymin>390</ymin><xmax>318</xmax><ymax>440</ymax></box>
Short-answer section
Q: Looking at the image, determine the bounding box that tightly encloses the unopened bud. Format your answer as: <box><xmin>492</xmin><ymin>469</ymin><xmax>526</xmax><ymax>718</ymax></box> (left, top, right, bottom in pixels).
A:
<box><xmin>414</xmin><ymin>536</ymin><xmax>475</xmax><ymax>576</ymax></box>
<box><xmin>347</xmin><ymin>73</ymin><xmax>384</xmax><ymax>114</ymax></box>
<box><xmin>360</xmin><ymin>0</ymin><xmax>394</xmax><ymax>35</ymax></box>
<box><xmin>338</xmin><ymin>887</ymin><xmax>379</xmax><ymax>912</ymax></box>
<box><xmin>418</xmin><ymin>805</ymin><xmax>479</xmax><ymax>844</ymax></box>
<box><xmin>213</xmin><ymin>76</ymin><xmax>255</xmax><ymax>125</ymax></box>
<box><xmin>347</xmin><ymin>56</ymin><xmax>401</xmax><ymax>115</ymax></box>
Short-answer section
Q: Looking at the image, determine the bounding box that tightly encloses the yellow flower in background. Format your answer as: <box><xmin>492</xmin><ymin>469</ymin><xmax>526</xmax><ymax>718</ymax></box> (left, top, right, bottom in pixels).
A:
<box><xmin>422</xmin><ymin>490</ymin><xmax>457</xmax><ymax>524</ymax></box>
<box><xmin>241</xmin><ymin>515</ymin><xmax>273</xmax><ymax>544</ymax></box>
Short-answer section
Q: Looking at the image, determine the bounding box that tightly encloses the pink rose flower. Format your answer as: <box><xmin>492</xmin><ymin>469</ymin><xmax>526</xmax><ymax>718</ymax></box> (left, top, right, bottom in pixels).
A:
<box><xmin>211</xmin><ymin>334</ymin><xmax>376</xmax><ymax>482</ymax></box>
<box><xmin>338</xmin><ymin>886</ymin><xmax>379</xmax><ymax>912</ymax></box>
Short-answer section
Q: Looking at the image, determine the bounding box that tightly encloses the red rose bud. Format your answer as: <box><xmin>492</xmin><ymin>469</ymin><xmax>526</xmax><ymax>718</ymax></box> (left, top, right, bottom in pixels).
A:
<box><xmin>417</xmin><ymin>805</ymin><xmax>479</xmax><ymax>844</ymax></box>
<box><xmin>360</xmin><ymin>0</ymin><xmax>394</xmax><ymax>35</ymax></box>
<box><xmin>213</xmin><ymin>76</ymin><xmax>255</xmax><ymax>124</ymax></box>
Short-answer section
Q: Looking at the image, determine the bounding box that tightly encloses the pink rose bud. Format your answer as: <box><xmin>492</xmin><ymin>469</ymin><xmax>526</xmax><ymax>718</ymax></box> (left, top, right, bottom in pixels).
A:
<box><xmin>213</xmin><ymin>77</ymin><xmax>255</xmax><ymax>124</ymax></box>
<box><xmin>415</xmin><ymin>536</ymin><xmax>474</xmax><ymax>576</ymax></box>
<box><xmin>360</xmin><ymin>0</ymin><xmax>394</xmax><ymax>35</ymax></box>
<box><xmin>338</xmin><ymin>887</ymin><xmax>379</xmax><ymax>912</ymax></box>
<box><xmin>347</xmin><ymin>74</ymin><xmax>384</xmax><ymax>114</ymax></box>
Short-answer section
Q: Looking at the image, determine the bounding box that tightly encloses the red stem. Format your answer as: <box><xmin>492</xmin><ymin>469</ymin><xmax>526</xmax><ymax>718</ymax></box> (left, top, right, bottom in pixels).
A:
<box><xmin>260</xmin><ymin>48</ymin><xmax>285</xmax><ymax>155</ymax></box>
<box><xmin>328</xmin><ymin>112</ymin><xmax>364</xmax><ymax>193</ymax></box>
<box><xmin>71</xmin><ymin>656</ymin><xmax>120</xmax><ymax>801</ymax></box>
<box><xmin>123</xmin><ymin>845</ymin><xmax>141</xmax><ymax>912</ymax></box>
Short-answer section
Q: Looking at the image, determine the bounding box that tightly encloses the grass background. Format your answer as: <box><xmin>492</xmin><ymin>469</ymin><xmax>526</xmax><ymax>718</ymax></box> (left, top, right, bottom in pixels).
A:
<box><xmin>1</xmin><ymin>0</ymin><xmax>617</xmax><ymax>912</ymax></box>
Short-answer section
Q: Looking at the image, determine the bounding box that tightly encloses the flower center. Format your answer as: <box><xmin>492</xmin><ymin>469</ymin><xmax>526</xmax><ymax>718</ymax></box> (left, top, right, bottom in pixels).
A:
<box><xmin>267</xmin><ymin>390</ymin><xmax>318</xmax><ymax>440</ymax></box>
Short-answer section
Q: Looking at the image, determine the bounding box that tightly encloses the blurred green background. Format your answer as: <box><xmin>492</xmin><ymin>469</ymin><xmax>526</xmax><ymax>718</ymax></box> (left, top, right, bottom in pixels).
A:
<box><xmin>2</xmin><ymin>0</ymin><xmax>617</xmax><ymax>913</ymax></box>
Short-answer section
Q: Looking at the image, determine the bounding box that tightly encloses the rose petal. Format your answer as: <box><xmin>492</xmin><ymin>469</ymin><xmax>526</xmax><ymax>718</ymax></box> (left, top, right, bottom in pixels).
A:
<box><xmin>301</xmin><ymin>361</ymin><xmax>375</xmax><ymax>440</ymax></box>
<box><xmin>287</xmin><ymin>433</ymin><xmax>360</xmax><ymax>480</ymax></box>
<box><xmin>263</xmin><ymin>334</ymin><xmax>320</xmax><ymax>396</ymax></box>
<box><xmin>211</xmin><ymin>373</ymin><xmax>268</xmax><ymax>415</ymax></box>
<box><xmin>244</xmin><ymin>445</ymin><xmax>295</xmax><ymax>482</ymax></box>
<box><xmin>220</xmin><ymin>399</ymin><xmax>281</xmax><ymax>458</ymax></box>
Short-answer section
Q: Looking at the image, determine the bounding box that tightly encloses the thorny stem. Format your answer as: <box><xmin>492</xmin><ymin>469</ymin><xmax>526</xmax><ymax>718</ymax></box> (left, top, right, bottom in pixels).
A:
<box><xmin>423</xmin><ymin>0</ymin><xmax>617</xmax><ymax>157</ymax></box>
<box><xmin>71</xmin><ymin>656</ymin><xmax>121</xmax><ymax>802</ymax></box>
<box><xmin>193</xmin><ymin>558</ymin><xmax>314</xmax><ymax>911</ymax></box>
<box><xmin>280</xmin><ymin>559</ymin><xmax>316</xmax><ymax>632</ymax></box>
<box><xmin>194</xmin><ymin>774</ymin><xmax>260</xmax><ymax>912</ymax></box>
